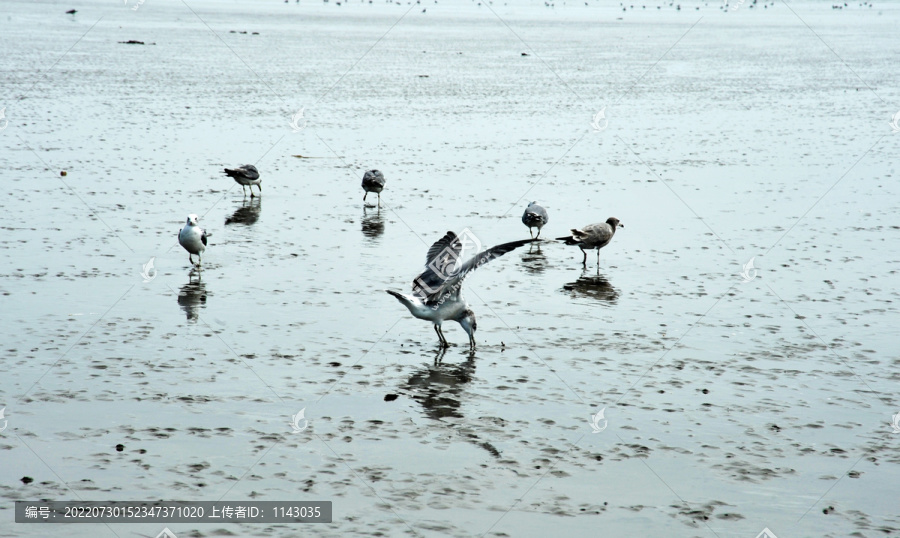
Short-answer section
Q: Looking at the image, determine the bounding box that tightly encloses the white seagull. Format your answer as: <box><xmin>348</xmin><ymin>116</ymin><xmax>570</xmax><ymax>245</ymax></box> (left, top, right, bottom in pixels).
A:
<box><xmin>387</xmin><ymin>231</ymin><xmax>534</xmax><ymax>348</ymax></box>
<box><xmin>178</xmin><ymin>214</ymin><xmax>211</xmax><ymax>267</ymax></box>
<box><xmin>557</xmin><ymin>217</ymin><xmax>623</xmax><ymax>266</ymax></box>
<box><xmin>224</xmin><ymin>164</ymin><xmax>261</xmax><ymax>197</ymax></box>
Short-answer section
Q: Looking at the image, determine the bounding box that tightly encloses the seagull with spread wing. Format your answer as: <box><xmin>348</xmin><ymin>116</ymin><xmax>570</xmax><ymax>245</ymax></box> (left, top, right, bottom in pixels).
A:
<box><xmin>387</xmin><ymin>231</ymin><xmax>534</xmax><ymax>348</ymax></box>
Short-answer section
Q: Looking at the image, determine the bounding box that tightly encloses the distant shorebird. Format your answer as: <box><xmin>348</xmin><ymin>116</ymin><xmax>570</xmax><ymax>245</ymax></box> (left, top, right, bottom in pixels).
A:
<box><xmin>521</xmin><ymin>201</ymin><xmax>549</xmax><ymax>239</ymax></box>
<box><xmin>178</xmin><ymin>214</ymin><xmax>210</xmax><ymax>267</ymax></box>
<box><xmin>362</xmin><ymin>169</ymin><xmax>385</xmax><ymax>207</ymax></box>
<box><xmin>387</xmin><ymin>231</ymin><xmax>534</xmax><ymax>348</ymax></box>
<box><xmin>224</xmin><ymin>164</ymin><xmax>261</xmax><ymax>197</ymax></box>
<box><xmin>557</xmin><ymin>217</ymin><xmax>623</xmax><ymax>266</ymax></box>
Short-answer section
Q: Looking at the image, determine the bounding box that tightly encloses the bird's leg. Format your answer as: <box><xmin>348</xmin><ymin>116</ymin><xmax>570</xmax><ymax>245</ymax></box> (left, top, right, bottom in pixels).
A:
<box><xmin>597</xmin><ymin>249</ymin><xmax>601</xmax><ymax>265</ymax></box>
<box><xmin>439</xmin><ymin>326</ymin><xmax>449</xmax><ymax>348</ymax></box>
<box><xmin>535</xmin><ymin>228</ymin><xmax>541</xmax><ymax>239</ymax></box>
<box><xmin>241</xmin><ymin>185</ymin><xmax>247</xmax><ymax>197</ymax></box>
<box><xmin>580</xmin><ymin>247</ymin><xmax>587</xmax><ymax>266</ymax></box>
<box><xmin>528</xmin><ymin>228</ymin><xmax>534</xmax><ymax>239</ymax></box>
<box><xmin>363</xmin><ymin>192</ymin><xmax>368</xmax><ymax>203</ymax></box>
<box><xmin>197</xmin><ymin>253</ymin><xmax>202</xmax><ymax>267</ymax></box>
<box><xmin>188</xmin><ymin>254</ymin><xmax>194</xmax><ymax>265</ymax></box>
<box><xmin>434</xmin><ymin>324</ymin><xmax>443</xmax><ymax>347</ymax></box>
<box><xmin>377</xmin><ymin>192</ymin><xmax>381</xmax><ymax>208</ymax></box>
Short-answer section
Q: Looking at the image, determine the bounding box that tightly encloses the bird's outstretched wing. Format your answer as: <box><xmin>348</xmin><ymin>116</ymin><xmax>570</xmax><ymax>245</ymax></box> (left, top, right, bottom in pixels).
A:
<box><xmin>411</xmin><ymin>232</ymin><xmax>534</xmax><ymax>301</ymax></box>
<box><xmin>455</xmin><ymin>238</ymin><xmax>535</xmax><ymax>279</ymax></box>
<box><xmin>412</xmin><ymin>231</ymin><xmax>464</xmax><ymax>300</ymax></box>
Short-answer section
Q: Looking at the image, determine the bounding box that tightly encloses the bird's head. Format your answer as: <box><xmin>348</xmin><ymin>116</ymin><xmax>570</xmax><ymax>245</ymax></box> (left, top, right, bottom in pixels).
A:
<box><xmin>606</xmin><ymin>217</ymin><xmax>622</xmax><ymax>229</ymax></box>
<box><xmin>458</xmin><ymin>308</ymin><xmax>477</xmax><ymax>348</ymax></box>
<box><xmin>187</xmin><ymin>214</ymin><xmax>200</xmax><ymax>226</ymax></box>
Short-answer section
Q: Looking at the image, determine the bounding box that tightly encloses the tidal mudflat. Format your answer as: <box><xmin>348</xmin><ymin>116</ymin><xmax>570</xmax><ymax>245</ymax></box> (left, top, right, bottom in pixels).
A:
<box><xmin>1</xmin><ymin>0</ymin><xmax>898</xmax><ymax>536</ymax></box>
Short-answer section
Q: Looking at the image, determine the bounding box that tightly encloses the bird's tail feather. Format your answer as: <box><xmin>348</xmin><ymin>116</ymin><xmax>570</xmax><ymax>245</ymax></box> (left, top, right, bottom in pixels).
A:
<box><xmin>386</xmin><ymin>290</ymin><xmax>414</xmax><ymax>311</ymax></box>
<box><xmin>556</xmin><ymin>235</ymin><xmax>578</xmax><ymax>244</ymax></box>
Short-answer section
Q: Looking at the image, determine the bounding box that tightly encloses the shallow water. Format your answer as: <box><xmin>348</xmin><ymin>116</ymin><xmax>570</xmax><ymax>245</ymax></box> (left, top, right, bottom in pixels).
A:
<box><xmin>1</xmin><ymin>0</ymin><xmax>899</xmax><ymax>536</ymax></box>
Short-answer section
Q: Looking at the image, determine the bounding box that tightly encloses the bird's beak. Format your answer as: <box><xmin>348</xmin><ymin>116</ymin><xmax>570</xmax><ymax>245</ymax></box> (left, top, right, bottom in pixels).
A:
<box><xmin>618</xmin><ymin>223</ymin><xmax>624</xmax><ymax>228</ymax></box>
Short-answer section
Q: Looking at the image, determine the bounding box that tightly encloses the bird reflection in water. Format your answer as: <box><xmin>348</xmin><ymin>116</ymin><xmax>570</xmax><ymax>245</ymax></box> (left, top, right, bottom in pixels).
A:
<box><xmin>177</xmin><ymin>269</ymin><xmax>208</xmax><ymax>321</ymax></box>
<box><xmin>519</xmin><ymin>241</ymin><xmax>548</xmax><ymax>275</ymax></box>
<box><xmin>562</xmin><ymin>269</ymin><xmax>619</xmax><ymax>304</ymax></box>
<box><xmin>361</xmin><ymin>206</ymin><xmax>385</xmax><ymax>239</ymax></box>
<box><xmin>225</xmin><ymin>197</ymin><xmax>261</xmax><ymax>226</ymax></box>
<box><xmin>401</xmin><ymin>349</ymin><xmax>501</xmax><ymax>458</ymax></box>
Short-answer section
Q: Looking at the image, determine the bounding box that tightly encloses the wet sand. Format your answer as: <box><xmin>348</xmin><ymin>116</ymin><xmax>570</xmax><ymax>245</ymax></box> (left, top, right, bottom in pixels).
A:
<box><xmin>1</xmin><ymin>0</ymin><xmax>899</xmax><ymax>536</ymax></box>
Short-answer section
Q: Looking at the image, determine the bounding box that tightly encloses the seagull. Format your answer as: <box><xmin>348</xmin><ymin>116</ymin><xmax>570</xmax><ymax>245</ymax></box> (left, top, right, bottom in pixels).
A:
<box><xmin>521</xmin><ymin>201</ymin><xmax>549</xmax><ymax>239</ymax></box>
<box><xmin>178</xmin><ymin>214</ymin><xmax>211</xmax><ymax>267</ymax></box>
<box><xmin>387</xmin><ymin>231</ymin><xmax>534</xmax><ymax>348</ymax></box>
<box><xmin>224</xmin><ymin>164</ymin><xmax>261</xmax><ymax>197</ymax></box>
<box><xmin>362</xmin><ymin>169</ymin><xmax>385</xmax><ymax>207</ymax></box>
<box><xmin>557</xmin><ymin>217</ymin><xmax>623</xmax><ymax>266</ymax></box>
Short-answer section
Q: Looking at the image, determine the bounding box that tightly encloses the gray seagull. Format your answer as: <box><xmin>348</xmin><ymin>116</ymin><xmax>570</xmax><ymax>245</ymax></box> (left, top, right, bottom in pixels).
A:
<box><xmin>387</xmin><ymin>231</ymin><xmax>535</xmax><ymax>348</ymax></box>
<box><xmin>521</xmin><ymin>201</ymin><xmax>549</xmax><ymax>239</ymax></box>
<box><xmin>557</xmin><ymin>217</ymin><xmax>623</xmax><ymax>266</ymax></box>
<box><xmin>362</xmin><ymin>169</ymin><xmax>386</xmax><ymax>207</ymax></box>
<box><xmin>224</xmin><ymin>164</ymin><xmax>261</xmax><ymax>197</ymax></box>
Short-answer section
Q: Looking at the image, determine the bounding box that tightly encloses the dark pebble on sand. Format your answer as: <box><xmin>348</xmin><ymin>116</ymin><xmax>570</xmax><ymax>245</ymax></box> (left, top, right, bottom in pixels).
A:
<box><xmin>21</xmin><ymin>476</ymin><xmax>33</xmax><ymax>484</ymax></box>
<box><xmin>116</xmin><ymin>444</ymin><xmax>125</xmax><ymax>452</ymax></box>
<box><xmin>384</xmin><ymin>394</ymin><xmax>398</xmax><ymax>402</ymax></box>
